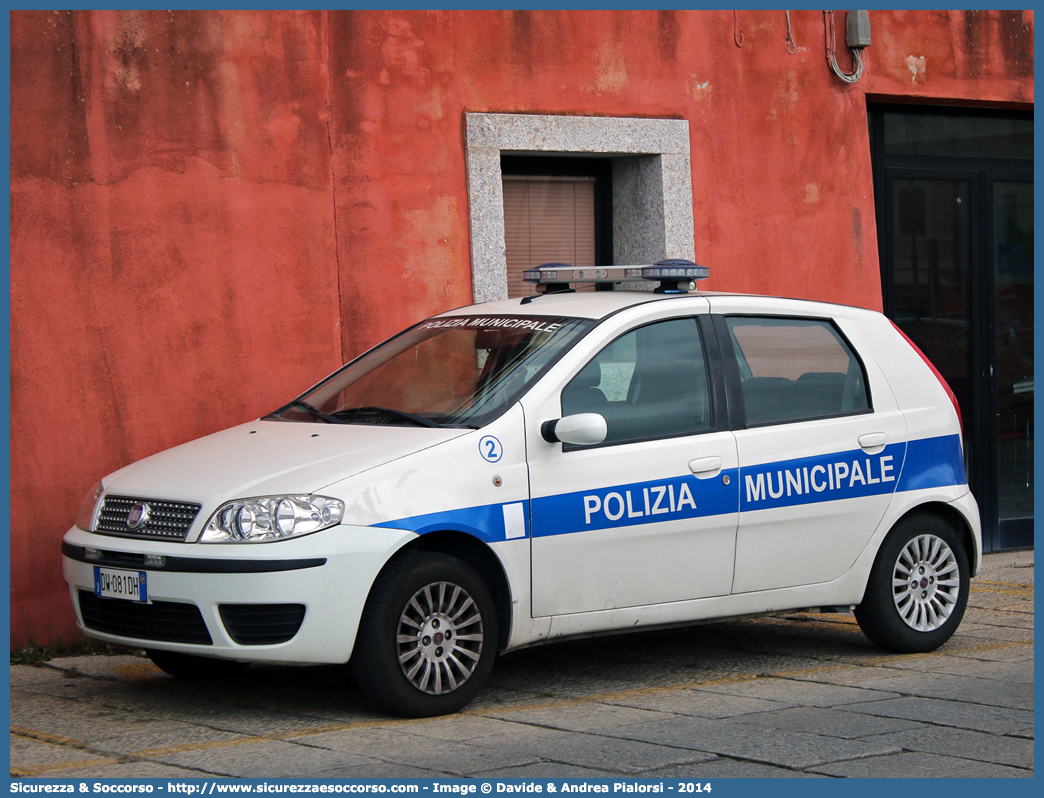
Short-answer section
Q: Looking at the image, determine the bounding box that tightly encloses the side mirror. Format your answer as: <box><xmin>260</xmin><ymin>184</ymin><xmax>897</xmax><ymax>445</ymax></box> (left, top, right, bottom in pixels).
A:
<box><xmin>541</xmin><ymin>413</ymin><xmax>608</xmax><ymax>446</ymax></box>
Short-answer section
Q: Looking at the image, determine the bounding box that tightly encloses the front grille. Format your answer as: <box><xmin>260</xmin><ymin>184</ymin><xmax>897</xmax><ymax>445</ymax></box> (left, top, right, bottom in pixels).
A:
<box><xmin>78</xmin><ymin>591</ymin><xmax>212</xmax><ymax>644</ymax></box>
<box><xmin>95</xmin><ymin>495</ymin><xmax>201</xmax><ymax>541</ymax></box>
<box><xmin>219</xmin><ymin>604</ymin><xmax>306</xmax><ymax>645</ymax></box>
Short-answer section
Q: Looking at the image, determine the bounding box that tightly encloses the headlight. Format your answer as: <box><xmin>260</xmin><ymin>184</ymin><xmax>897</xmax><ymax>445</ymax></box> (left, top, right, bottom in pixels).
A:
<box><xmin>200</xmin><ymin>495</ymin><xmax>345</xmax><ymax>543</ymax></box>
<box><xmin>75</xmin><ymin>481</ymin><xmax>104</xmax><ymax>531</ymax></box>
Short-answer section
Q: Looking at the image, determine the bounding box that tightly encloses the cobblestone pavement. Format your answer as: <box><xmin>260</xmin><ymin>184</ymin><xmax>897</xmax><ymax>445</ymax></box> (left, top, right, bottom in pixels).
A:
<box><xmin>10</xmin><ymin>551</ymin><xmax>1033</xmax><ymax>779</ymax></box>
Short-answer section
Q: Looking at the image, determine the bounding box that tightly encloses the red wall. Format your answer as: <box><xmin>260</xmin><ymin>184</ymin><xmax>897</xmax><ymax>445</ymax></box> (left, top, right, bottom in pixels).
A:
<box><xmin>9</xmin><ymin>10</ymin><xmax>1033</xmax><ymax>647</ymax></box>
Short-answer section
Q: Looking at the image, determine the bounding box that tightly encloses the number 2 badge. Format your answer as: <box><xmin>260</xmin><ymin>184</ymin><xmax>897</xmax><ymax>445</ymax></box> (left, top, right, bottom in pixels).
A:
<box><xmin>478</xmin><ymin>435</ymin><xmax>503</xmax><ymax>463</ymax></box>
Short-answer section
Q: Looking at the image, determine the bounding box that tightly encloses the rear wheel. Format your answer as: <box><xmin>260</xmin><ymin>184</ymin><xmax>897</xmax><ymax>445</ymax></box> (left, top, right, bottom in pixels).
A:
<box><xmin>354</xmin><ymin>551</ymin><xmax>497</xmax><ymax>717</ymax></box>
<box><xmin>147</xmin><ymin>649</ymin><xmax>250</xmax><ymax>680</ymax></box>
<box><xmin>855</xmin><ymin>512</ymin><xmax>969</xmax><ymax>652</ymax></box>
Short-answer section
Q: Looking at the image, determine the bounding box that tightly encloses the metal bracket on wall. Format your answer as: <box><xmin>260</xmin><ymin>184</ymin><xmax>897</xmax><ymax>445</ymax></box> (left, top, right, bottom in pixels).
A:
<box><xmin>785</xmin><ymin>10</ymin><xmax>797</xmax><ymax>54</ymax></box>
<box><xmin>734</xmin><ymin>11</ymin><xmax>743</xmax><ymax>47</ymax></box>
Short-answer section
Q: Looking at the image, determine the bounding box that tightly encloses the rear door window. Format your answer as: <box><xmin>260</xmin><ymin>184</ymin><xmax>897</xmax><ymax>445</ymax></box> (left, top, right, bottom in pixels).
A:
<box><xmin>726</xmin><ymin>316</ymin><xmax>870</xmax><ymax>426</ymax></box>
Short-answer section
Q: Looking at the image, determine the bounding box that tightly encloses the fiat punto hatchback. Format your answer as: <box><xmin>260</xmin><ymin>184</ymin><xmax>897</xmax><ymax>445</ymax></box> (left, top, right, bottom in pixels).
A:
<box><xmin>63</xmin><ymin>263</ymin><xmax>980</xmax><ymax>717</ymax></box>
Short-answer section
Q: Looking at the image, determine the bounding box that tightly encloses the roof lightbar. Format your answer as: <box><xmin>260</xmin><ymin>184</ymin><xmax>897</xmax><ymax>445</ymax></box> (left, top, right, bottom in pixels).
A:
<box><xmin>522</xmin><ymin>259</ymin><xmax>709</xmax><ymax>293</ymax></box>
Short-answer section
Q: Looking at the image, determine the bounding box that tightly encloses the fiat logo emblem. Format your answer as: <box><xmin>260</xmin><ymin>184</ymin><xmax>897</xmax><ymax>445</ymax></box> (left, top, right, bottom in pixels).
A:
<box><xmin>127</xmin><ymin>502</ymin><xmax>151</xmax><ymax>529</ymax></box>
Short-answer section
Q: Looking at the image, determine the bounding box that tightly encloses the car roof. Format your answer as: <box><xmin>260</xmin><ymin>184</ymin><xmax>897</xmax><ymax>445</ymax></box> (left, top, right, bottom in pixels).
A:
<box><xmin>436</xmin><ymin>291</ymin><xmax>668</xmax><ymax>320</ymax></box>
<box><xmin>436</xmin><ymin>290</ymin><xmax>875</xmax><ymax>322</ymax></box>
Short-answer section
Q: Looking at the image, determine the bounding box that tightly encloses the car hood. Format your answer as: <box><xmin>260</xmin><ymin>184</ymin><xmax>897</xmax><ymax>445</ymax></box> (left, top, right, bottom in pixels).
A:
<box><xmin>101</xmin><ymin>419</ymin><xmax>471</xmax><ymax>506</ymax></box>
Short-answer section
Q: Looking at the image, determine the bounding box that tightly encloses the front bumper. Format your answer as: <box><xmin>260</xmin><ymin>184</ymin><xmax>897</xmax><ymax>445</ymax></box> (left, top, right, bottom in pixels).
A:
<box><xmin>62</xmin><ymin>523</ymin><xmax>416</xmax><ymax>664</ymax></box>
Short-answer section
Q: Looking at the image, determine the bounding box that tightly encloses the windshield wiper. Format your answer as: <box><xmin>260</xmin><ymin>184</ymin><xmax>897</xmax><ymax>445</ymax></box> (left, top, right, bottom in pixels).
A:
<box><xmin>334</xmin><ymin>406</ymin><xmax>441</xmax><ymax>428</ymax></box>
<box><xmin>287</xmin><ymin>400</ymin><xmax>344</xmax><ymax>424</ymax></box>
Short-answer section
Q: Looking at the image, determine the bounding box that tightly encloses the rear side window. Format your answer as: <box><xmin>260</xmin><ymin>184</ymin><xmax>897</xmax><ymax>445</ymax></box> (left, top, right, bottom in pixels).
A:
<box><xmin>726</xmin><ymin>316</ymin><xmax>870</xmax><ymax>426</ymax></box>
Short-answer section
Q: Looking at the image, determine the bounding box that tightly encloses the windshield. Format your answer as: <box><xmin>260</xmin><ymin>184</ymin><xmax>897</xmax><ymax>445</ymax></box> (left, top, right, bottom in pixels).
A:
<box><xmin>272</xmin><ymin>315</ymin><xmax>594</xmax><ymax>428</ymax></box>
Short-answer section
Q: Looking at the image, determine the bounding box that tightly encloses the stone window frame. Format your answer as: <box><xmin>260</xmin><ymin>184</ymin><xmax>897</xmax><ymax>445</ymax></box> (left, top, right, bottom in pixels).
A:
<box><xmin>465</xmin><ymin>113</ymin><xmax>695</xmax><ymax>304</ymax></box>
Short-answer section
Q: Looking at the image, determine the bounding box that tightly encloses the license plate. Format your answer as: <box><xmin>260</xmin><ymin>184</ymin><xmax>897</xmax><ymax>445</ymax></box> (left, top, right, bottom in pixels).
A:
<box><xmin>94</xmin><ymin>567</ymin><xmax>148</xmax><ymax>603</ymax></box>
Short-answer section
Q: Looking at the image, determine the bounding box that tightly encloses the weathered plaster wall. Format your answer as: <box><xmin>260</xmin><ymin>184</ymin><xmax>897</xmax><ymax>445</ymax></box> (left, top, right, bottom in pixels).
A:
<box><xmin>9</xmin><ymin>9</ymin><xmax>1033</xmax><ymax>646</ymax></box>
<box><xmin>10</xmin><ymin>11</ymin><xmax>343</xmax><ymax>644</ymax></box>
<box><xmin>323</xmin><ymin>8</ymin><xmax>1032</xmax><ymax>351</ymax></box>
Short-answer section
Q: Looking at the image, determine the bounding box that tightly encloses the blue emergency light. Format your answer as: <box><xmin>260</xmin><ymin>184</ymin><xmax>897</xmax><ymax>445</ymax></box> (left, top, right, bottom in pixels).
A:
<box><xmin>522</xmin><ymin>259</ymin><xmax>709</xmax><ymax>293</ymax></box>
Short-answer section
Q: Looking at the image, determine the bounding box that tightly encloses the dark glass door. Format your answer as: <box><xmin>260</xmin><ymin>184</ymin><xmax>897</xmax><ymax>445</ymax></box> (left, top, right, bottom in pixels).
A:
<box><xmin>871</xmin><ymin>106</ymin><xmax>1033</xmax><ymax>553</ymax></box>
<box><xmin>992</xmin><ymin>180</ymin><xmax>1034</xmax><ymax>540</ymax></box>
<box><xmin>888</xmin><ymin>176</ymin><xmax>972</xmax><ymax>423</ymax></box>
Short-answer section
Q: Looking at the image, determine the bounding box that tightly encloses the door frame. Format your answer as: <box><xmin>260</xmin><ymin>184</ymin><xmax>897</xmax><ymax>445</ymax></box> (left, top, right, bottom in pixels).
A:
<box><xmin>870</xmin><ymin>105</ymin><xmax>1033</xmax><ymax>552</ymax></box>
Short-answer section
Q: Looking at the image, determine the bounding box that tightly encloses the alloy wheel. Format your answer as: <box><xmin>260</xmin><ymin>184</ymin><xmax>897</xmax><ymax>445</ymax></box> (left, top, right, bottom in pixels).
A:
<box><xmin>891</xmin><ymin>533</ymin><xmax>961</xmax><ymax>632</ymax></box>
<box><xmin>396</xmin><ymin>580</ymin><xmax>484</xmax><ymax>695</ymax></box>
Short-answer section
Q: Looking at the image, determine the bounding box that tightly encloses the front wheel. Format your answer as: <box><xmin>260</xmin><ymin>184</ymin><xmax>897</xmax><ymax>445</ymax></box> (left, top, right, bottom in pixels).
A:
<box><xmin>354</xmin><ymin>551</ymin><xmax>497</xmax><ymax>717</ymax></box>
<box><xmin>855</xmin><ymin>513</ymin><xmax>969</xmax><ymax>653</ymax></box>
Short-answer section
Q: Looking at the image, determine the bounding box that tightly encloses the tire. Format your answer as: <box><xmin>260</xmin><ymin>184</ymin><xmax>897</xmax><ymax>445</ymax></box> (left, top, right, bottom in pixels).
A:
<box><xmin>354</xmin><ymin>551</ymin><xmax>497</xmax><ymax>717</ymax></box>
<box><xmin>855</xmin><ymin>512</ymin><xmax>969</xmax><ymax>653</ymax></box>
<box><xmin>147</xmin><ymin>649</ymin><xmax>250</xmax><ymax>680</ymax></box>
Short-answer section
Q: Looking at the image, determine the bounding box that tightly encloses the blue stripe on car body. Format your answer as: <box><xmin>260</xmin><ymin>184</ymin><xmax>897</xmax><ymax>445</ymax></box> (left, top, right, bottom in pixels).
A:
<box><xmin>374</xmin><ymin>434</ymin><xmax>965</xmax><ymax>541</ymax></box>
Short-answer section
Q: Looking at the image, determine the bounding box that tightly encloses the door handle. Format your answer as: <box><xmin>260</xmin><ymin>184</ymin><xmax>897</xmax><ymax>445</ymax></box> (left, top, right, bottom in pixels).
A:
<box><xmin>689</xmin><ymin>456</ymin><xmax>723</xmax><ymax>478</ymax></box>
<box><xmin>858</xmin><ymin>433</ymin><xmax>887</xmax><ymax>452</ymax></box>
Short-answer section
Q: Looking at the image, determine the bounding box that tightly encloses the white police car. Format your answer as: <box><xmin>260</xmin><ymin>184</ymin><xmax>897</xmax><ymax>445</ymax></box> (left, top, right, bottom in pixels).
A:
<box><xmin>63</xmin><ymin>262</ymin><xmax>980</xmax><ymax>717</ymax></box>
